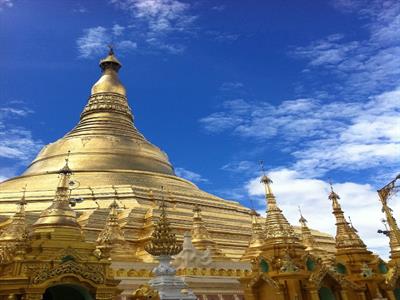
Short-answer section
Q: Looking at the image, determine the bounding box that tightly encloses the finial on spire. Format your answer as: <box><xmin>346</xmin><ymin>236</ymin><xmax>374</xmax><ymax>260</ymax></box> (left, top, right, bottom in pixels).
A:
<box><xmin>99</xmin><ymin>46</ymin><xmax>122</xmax><ymax>72</ymax></box>
<box><xmin>329</xmin><ymin>179</ymin><xmax>333</xmax><ymax>192</ymax></box>
<box><xmin>259</xmin><ymin>161</ymin><xmax>274</xmax><ymax>197</ymax></box>
<box><xmin>19</xmin><ymin>185</ymin><xmax>28</xmax><ymax>207</ymax></box>
<box><xmin>108</xmin><ymin>44</ymin><xmax>114</xmax><ymax>55</ymax></box>
<box><xmin>328</xmin><ymin>181</ymin><xmax>340</xmax><ymax>200</ymax></box>
<box><xmin>59</xmin><ymin>151</ymin><xmax>72</xmax><ymax>175</ymax></box>
<box><xmin>298</xmin><ymin>206</ymin><xmax>307</xmax><ymax>225</ymax></box>
<box><xmin>348</xmin><ymin>216</ymin><xmax>358</xmax><ymax>232</ymax></box>
<box><xmin>109</xmin><ymin>190</ymin><xmax>119</xmax><ymax>210</ymax></box>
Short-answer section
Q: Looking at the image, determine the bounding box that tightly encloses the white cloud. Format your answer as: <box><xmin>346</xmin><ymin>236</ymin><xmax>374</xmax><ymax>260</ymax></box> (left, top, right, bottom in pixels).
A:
<box><xmin>117</xmin><ymin>40</ymin><xmax>137</xmax><ymax>51</ymax></box>
<box><xmin>111</xmin><ymin>0</ymin><xmax>195</xmax><ymax>33</ymax></box>
<box><xmin>207</xmin><ymin>31</ymin><xmax>240</xmax><ymax>43</ymax></box>
<box><xmin>0</xmin><ymin>0</ymin><xmax>13</xmax><ymax>11</ymax></box>
<box><xmin>77</xmin><ymin>27</ymin><xmax>110</xmax><ymax>58</ymax></box>
<box><xmin>246</xmin><ymin>168</ymin><xmax>399</xmax><ymax>259</ymax></box>
<box><xmin>211</xmin><ymin>5</ymin><xmax>226</xmax><ymax>11</ymax></box>
<box><xmin>219</xmin><ymin>82</ymin><xmax>244</xmax><ymax>91</ymax></box>
<box><xmin>77</xmin><ymin>25</ymin><xmax>137</xmax><ymax>58</ymax></box>
<box><xmin>0</xmin><ymin>106</ymin><xmax>42</xmax><ymax>181</ymax></box>
<box><xmin>200</xmin><ymin>88</ymin><xmax>400</xmax><ymax>178</ymax></box>
<box><xmin>292</xmin><ymin>1</ymin><xmax>400</xmax><ymax>96</ymax></box>
<box><xmin>72</xmin><ymin>4</ymin><xmax>87</xmax><ymax>14</ymax></box>
<box><xmin>221</xmin><ymin>160</ymin><xmax>258</xmax><ymax>174</ymax></box>
<box><xmin>109</xmin><ymin>0</ymin><xmax>196</xmax><ymax>54</ymax></box>
<box><xmin>112</xmin><ymin>24</ymin><xmax>125</xmax><ymax>36</ymax></box>
<box><xmin>175</xmin><ymin>167</ymin><xmax>208</xmax><ymax>183</ymax></box>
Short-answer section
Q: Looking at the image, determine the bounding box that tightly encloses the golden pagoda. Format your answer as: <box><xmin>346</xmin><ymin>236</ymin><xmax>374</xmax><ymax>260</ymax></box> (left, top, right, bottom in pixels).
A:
<box><xmin>1</xmin><ymin>48</ymin><xmax>395</xmax><ymax>299</ymax></box>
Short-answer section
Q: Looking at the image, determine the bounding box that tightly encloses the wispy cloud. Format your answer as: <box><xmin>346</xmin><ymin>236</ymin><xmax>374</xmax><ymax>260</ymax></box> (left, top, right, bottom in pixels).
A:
<box><xmin>175</xmin><ymin>167</ymin><xmax>208</xmax><ymax>183</ymax></box>
<box><xmin>221</xmin><ymin>160</ymin><xmax>258</xmax><ymax>175</ymax></box>
<box><xmin>211</xmin><ymin>5</ymin><xmax>225</xmax><ymax>12</ymax></box>
<box><xmin>107</xmin><ymin>0</ymin><xmax>197</xmax><ymax>54</ymax></box>
<box><xmin>206</xmin><ymin>30</ymin><xmax>240</xmax><ymax>43</ymax></box>
<box><xmin>202</xmin><ymin>1</ymin><xmax>400</xmax><ymax>179</ymax></box>
<box><xmin>77</xmin><ymin>25</ymin><xmax>137</xmax><ymax>58</ymax></box>
<box><xmin>0</xmin><ymin>0</ymin><xmax>13</xmax><ymax>11</ymax></box>
<box><xmin>246</xmin><ymin>168</ymin><xmax>397</xmax><ymax>259</ymax></box>
<box><xmin>0</xmin><ymin>105</ymin><xmax>42</xmax><ymax>181</ymax></box>
<box><xmin>201</xmin><ymin>88</ymin><xmax>400</xmax><ymax>178</ymax></box>
<box><xmin>219</xmin><ymin>81</ymin><xmax>244</xmax><ymax>92</ymax></box>
<box><xmin>77</xmin><ymin>1</ymin><xmax>240</xmax><ymax>56</ymax></box>
<box><xmin>72</xmin><ymin>4</ymin><xmax>87</xmax><ymax>14</ymax></box>
<box><xmin>292</xmin><ymin>1</ymin><xmax>400</xmax><ymax>96</ymax></box>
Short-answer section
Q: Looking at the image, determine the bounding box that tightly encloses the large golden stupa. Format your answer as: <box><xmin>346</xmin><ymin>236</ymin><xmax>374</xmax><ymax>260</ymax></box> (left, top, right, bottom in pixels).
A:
<box><xmin>2</xmin><ymin>49</ymin><xmax>400</xmax><ymax>300</ymax></box>
<box><xmin>0</xmin><ymin>49</ymin><xmax>334</xmax><ymax>261</ymax></box>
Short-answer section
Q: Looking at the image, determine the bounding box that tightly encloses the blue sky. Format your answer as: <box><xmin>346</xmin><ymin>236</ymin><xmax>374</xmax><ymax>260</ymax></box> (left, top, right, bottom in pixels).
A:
<box><xmin>1</xmin><ymin>0</ymin><xmax>399</xmax><ymax>258</ymax></box>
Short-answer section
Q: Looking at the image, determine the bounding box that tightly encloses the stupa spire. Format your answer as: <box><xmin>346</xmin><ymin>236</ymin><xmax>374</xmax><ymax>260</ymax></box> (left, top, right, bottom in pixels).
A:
<box><xmin>377</xmin><ymin>175</ymin><xmax>400</xmax><ymax>260</ymax></box>
<box><xmin>33</xmin><ymin>154</ymin><xmax>80</xmax><ymax>229</ymax></box>
<box><xmin>298</xmin><ymin>207</ymin><xmax>315</xmax><ymax>250</ymax></box>
<box><xmin>0</xmin><ymin>188</ymin><xmax>29</xmax><ymax>262</ymax></box>
<box><xmin>91</xmin><ymin>45</ymin><xmax>125</xmax><ymax>95</ymax></box>
<box><xmin>328</xmin><ymin>183</ymin><xmax>367</xmax><ymax>251</ymax></box>
<box><xmin>260</xmin><ymin>162</ymin><xmax>298</xmax><ymax>245</ymax></box>
<box><xmin>241</xmin><ymin>209</ymin><xmax>264</xmax><ymax>260</ymax></box>
<box><xmin>0</xmin><ymin>187</ymin><xmax>28</xmax><ymax>242</ymax></box>
<box><xmin>96</xmin><ymin>197</ymin><xmax>125</xmax><ymax>247</ymax></box>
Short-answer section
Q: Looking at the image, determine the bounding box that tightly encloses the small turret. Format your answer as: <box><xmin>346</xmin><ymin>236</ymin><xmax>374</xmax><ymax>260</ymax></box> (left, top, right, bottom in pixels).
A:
<box><xmin>241</xmin><ymin>209</ymin><xmax>264</xmax><ymax>260</ymax></box>
<box><xmin>298</xmin><ymin>207</ymin><xmax>315</xmax><ymax>250</ymax></box>
<box><xmin>96</xmin><ymin>199</ymin><xmax>125</xmax><ymax>247</ymax></box>
<box><xmin>33</xmin><ymin>155</ymin><xmax>80</xmax><ymax>230</ymax></box>
<box><xmin>260</xmin><ymin>173</ymin><xmax>299</xmax><ymax>246</ymax></box>
<box><xmin>328</xmin><ymin>184</ymin><xmax>367</xmax><ymax>252</ymax></box>
<box><xmin>191</xmin><ymin>204</ymin><xmax>226</xmax><ymax>259</ymax></box>
<box><xmin>0</xmin><ymin>188</ymin><xmax>29</xmax><ymax>261</ymax></box>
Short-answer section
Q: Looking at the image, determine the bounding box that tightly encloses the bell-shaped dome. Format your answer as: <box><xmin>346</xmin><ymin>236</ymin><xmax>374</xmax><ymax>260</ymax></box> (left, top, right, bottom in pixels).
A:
<box><xmin>91</xmin><ymin>48</ymin><xmax>126</xmax><ymax>96</ymax></box>
<box><xmin>21</xmin><ymin>49</ymin><xmax>175</xmax><ymax>178</ymax></box>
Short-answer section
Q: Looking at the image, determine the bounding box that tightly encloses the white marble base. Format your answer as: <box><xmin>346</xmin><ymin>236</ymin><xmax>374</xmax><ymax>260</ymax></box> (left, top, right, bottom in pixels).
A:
<box><xmin>149</xmin><ymin>255</ymin><xmax>197</xmax><ymax>300</ymax></box>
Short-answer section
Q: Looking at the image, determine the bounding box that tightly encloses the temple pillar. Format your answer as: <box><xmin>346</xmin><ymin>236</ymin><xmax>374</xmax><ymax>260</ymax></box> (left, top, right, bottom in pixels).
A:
<box><xmin>340</xmin><ymin>290</ymin><xmax>349</xmax><ymax>300</ymax></box>
<box><xmin>386</xmin><ymin>291</ymin><xmax>396</xmax><ymax>300</ymax></box>
<box><xmin>23</xmin><ymin>294</ymin><xmax>42</xmax><ymax>300</ymax></box>
<box><xmin>308</xmin><ymin>289</ymin><xmax>319</xmax><ymax>300</ymax></box>
<box><xmin>357</xmin><ymin>291</ymin><xmax>367</xmax><ymax>300</ymax></box>
<box><xmin>275</xmin><ymin>291</ymin><xmax>285</xmax><ymax>300</ymax></box>
<box><xmin>243</xmin><ymin>289</ymin><xmax>256</xmax><ymax>300</ymax></box>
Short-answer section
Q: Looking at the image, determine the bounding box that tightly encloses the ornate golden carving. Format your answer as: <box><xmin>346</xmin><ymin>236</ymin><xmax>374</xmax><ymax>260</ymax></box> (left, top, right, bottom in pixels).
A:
<box><xmin>30</xmin><ymin>260</ymin><xmax>104</xmax><ymax>284</ymax></box>
<box><xmin>145</xmin><ymin>194</ymin><xmax>182</xmax><ymax>256</ymax></box>
<box><xmin>132</xmin><ymin>285</ymin><xmax>160</xmax><ymax>300</ymax></box>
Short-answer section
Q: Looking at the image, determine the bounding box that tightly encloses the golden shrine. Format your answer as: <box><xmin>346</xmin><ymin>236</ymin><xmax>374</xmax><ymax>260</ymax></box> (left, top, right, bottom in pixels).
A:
<box><xmin>0</xmin><ymin>49</ymin><xmax>399</xmax><ymax>300</ymax></box>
